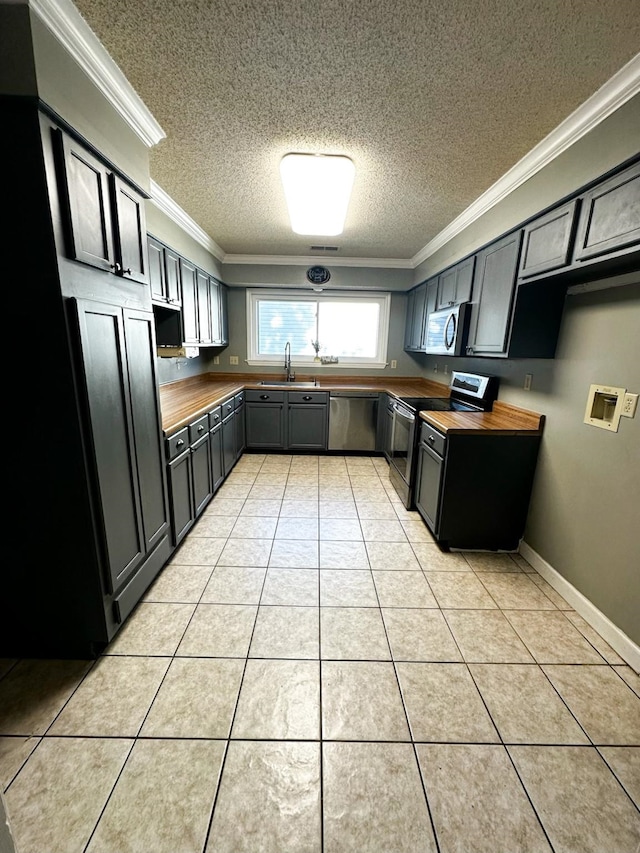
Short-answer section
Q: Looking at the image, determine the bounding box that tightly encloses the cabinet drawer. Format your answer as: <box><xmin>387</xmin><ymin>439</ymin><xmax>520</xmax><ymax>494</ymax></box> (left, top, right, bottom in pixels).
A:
<box><xmin>221</xmin><ymin>398</ymin><xmax>235</xmax><ymax>419</ymax></box>
<box><xmin>420</xmin><ymin>421</ymin><xmax>447</xmax><ymax>457</ymax></box>
<box><xmin>208</xmin><ymin>405</ymin><xmax>222</xmax><ymax>429</ymax></box>
<box><xmin>288</xmin><ymin>391</ymin><xmax>328</xmax><ymax>404</ymax></box>
<box><xmin>189</xmin><ymin>415</ymin><xmax>209</xmax><ymax>445</ymax></box>
<box><xmin>245</xmin><ymin>390</ymin><xmax>286</xmax><ymax>403</ymax></box>
<box><xmin>166</xmin><ymin>427</ymin><xmax>189</xmax><ymax>461</ymax></box>
<box><xmin>234</xmin><ymin>392</ymin><xmax>245</xmax><ymax>408</ymax></box>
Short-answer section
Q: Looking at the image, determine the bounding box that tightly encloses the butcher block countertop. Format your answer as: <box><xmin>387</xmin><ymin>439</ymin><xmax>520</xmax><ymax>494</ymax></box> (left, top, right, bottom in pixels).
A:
<box><xmin>419</xmin><ymin>400</ymin><xmax>544</xmax><ymax>435</ymax></box>
<box><xmin>158</xmin><ymin>372</ymin><xmax>543</xmax><ymax>436</ymax></box>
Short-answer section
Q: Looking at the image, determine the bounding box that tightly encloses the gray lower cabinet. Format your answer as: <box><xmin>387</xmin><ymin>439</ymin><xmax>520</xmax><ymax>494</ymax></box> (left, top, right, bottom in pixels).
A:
<box><xmin>222</xmin><ymin>407</ymin><xmax>237</xmax><ymax>475</ymax></box>
<box><xmin>210</xmin><ymin>422</ymin><xmax>224</xmax><ymax>492</ymax></box>
<box><xmin>191</xmin><ymin>431</ymin><xmax>213</xmax><ymax>516</ymax></box>
<box><xmin>167</xmin><ymin>444</ymin><xmax>194</xmax><ymax>546</ymax></box>
<box><xmin>288</xmin><ymin>392</ymin><xmax>329</xmax><ymax>450</ymax></box>
<box><xmin>246</xmin><ymin>391</ymin><xmax>287</xmax><ymax>449</ymax></box>
<box><xmin>245</xmin><ymin>390</ymin><xmax>328</xmax><ymax>450</ymax></box>
<box><xmin>235</xmin><ymin>393</ymin><xmax>246</xmax><ymax>456</ymax></box>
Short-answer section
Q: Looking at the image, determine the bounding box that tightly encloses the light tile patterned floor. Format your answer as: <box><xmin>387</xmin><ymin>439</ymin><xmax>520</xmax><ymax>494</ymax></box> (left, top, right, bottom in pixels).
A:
<box><xmin>1</xmin><ymin>453</ymin><xmax>639</xmax><ymax>852</ymax></box>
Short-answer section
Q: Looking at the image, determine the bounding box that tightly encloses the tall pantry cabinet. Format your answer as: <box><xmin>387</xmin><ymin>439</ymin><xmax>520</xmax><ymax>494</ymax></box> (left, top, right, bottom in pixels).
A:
<box><xmin>5</xmin><ymin>100</ymin><xmax>171</xmax><ymax>658</ymax></box>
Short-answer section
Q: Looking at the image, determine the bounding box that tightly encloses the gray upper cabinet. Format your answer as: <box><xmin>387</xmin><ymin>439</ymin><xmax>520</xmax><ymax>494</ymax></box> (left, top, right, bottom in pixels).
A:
<box><xmin>180</xmin><ymin>258</ymin><xmax>199</xmax><ymax>344</ymax></box>
<box><xmin>404</xmin><ymin>279</ymin><xmax>437</xmax><ymax>352</ymax></box>
<box><xmin>110</xmin><ymin>174</ymin><xmax>149</xmax><ymax>284</ymax></box>
<box><xmin>573</xmin><ymin>160</ymin><xmax>640</xmax><ymax>263</ymax></box>
<box><xmin>466</xmin><ymin>230</ymin><xmax>523</xmax><ymax>356</ymax></box>
<box><xmin>149</xmin><ymin>236</ymin><xmax>181</xmax><ymax>308</ymax></box>
<box><xmin>56</xmin><ymin>129</ymin><xmax>149</xmax><ymax>284</ymax></box>
<box><xmin>435</xmin><ymin>256</ymin><xmax>475</xmax><ymax>309</ymax></box>
<box><xmin>518</xmin><ymin>199</ymin><xmax>578</xmax><ymax>279</ymax></box>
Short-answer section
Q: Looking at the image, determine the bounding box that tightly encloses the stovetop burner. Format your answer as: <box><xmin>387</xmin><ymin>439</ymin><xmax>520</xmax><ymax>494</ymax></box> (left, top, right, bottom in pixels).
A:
<box><xmin>398</xmin><ymin>396</ymin><xmax>479</xmax><ymax>413</ymax></box>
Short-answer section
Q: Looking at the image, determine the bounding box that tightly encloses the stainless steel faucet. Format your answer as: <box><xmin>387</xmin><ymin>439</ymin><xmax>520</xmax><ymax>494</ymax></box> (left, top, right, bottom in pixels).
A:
<box><xmin>284</xmin><ymin>341</ymin><xmax>295</xmax><ymax>382</ymax></box>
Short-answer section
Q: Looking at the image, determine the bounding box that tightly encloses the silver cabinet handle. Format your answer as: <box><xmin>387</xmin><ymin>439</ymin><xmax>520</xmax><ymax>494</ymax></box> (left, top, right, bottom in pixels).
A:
<box><xmin>303</xmin><ymin>395</ymin><xmax>312</xmax><ymax>401</ymax></box>
<box><xmin>176</xmin><ymin>439</ymin><xmax>184</xmax><ymax>447</ymax></box>
<box><xmin>260</xmin><ymin>394</ymin><xmax>269</xmax><ymax>400</ymax></box>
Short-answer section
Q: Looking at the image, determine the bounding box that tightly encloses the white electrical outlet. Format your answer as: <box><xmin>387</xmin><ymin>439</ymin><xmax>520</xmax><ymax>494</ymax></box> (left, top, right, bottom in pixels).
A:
<box><xmin>524</xmin><ymin>373</ymin><xmax>533</xmax><ymax>391</ymax></box>
<box><xmin>390</xmin><ymin>360</ymin><xmax>397</xmax><ymax>369</ymax></box>
<box><xmin>433</xmin><ymin>364</ymin><xmax>438</xmax><ymax>373</ymax></box>
<box><xmin>229</xmin><ymin>356</ymin><xmax>239</xmax><ymax>365</ymax></box>
<box><xmin>444</xmin><ymin>363</ymin><xmax>449</xmax><ymax>374</ymax></box>
<box><xmin>621</xmin><ymin>392</ymin><xmax>638</xmax><ymax>418</ymax></box>
<box><xmin>213</xmin><ymin>356</ymin><xmax>220</xmax><ymax>364</ymax></box>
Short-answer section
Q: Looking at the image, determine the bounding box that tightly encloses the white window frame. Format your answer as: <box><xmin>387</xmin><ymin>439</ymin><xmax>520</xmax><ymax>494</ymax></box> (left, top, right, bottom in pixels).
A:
<box><xmin>246</xmin><ymin>288</ymin><xmax>391</xmax><ymax>368</ymax></box>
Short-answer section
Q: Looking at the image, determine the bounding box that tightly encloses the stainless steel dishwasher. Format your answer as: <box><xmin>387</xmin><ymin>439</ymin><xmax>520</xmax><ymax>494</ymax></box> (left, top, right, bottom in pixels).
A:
<box><xmin>328</xmin><ymin>391</ymin><xmax>379</xmax><ymax>451</ymax></box>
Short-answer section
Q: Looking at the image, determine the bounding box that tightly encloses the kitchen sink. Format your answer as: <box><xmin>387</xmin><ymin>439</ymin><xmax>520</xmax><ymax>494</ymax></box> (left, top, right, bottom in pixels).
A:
<box><xmin>257</xmin><ymin>381</ymin><xmax>319</xmax><ymax>388</ymax></box>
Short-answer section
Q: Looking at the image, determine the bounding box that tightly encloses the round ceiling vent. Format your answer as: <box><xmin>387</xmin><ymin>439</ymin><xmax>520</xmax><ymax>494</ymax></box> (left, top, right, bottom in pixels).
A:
<box><xmin>306</xmin><ymin>265</ymin><xmax>331</xmax><ymax>285</ymax></box>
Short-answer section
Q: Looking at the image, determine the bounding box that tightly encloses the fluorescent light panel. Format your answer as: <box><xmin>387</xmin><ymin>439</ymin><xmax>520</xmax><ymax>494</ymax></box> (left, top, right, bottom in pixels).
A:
<box><xmin>280</xmin><ymin>153</ymin><xmax>355</xmax><ymax>236</ymax></box>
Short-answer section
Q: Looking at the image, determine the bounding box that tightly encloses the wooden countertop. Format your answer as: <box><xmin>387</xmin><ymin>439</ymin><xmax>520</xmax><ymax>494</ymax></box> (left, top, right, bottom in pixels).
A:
<box><xmin>158</xmin><ymin>372</ymin><xmax>543</xmax><ymax>436</ymax></box>
<box><xmin>159</xmin><ymin>372</ymin><xmax>450</xmax><ymax>434</ymax></box>
<box><xmin>419</xmin><ymin>400</ymin><xmax>544</xmax><ymax>435</ymax></box>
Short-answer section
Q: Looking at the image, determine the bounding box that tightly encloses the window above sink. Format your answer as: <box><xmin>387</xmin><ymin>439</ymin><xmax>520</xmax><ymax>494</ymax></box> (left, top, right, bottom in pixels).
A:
<box><xmin>246</xmin><ymin>289</ymin><xmax>391</xmax><ymax>369</ymax></box>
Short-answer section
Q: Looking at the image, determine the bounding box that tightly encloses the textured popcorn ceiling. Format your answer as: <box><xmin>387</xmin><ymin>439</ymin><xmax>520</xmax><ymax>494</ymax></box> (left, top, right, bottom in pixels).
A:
<box><xmin>74</xmin><ymin>0</ymin><xmax>639</xmax><ymax>260</ymax></box>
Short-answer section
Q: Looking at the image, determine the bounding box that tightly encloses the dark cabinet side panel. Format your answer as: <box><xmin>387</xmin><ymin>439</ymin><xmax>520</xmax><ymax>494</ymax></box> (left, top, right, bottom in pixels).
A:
<box><xmin>74</xmin><ymin>300</ymin><xmax>144</xmax><ymax>592</ymax></box>
<box><xmin>122</xmin><ymin>309</ymin><xmax>169</xmax><ymax>551</ymax></box>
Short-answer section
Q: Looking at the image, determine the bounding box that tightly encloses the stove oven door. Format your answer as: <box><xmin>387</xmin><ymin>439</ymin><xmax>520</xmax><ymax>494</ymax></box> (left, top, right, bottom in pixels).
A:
<box><xmin>390</xmin><ymin>402</ymin><xmax>415</xmax><ymax>484</ymax></box>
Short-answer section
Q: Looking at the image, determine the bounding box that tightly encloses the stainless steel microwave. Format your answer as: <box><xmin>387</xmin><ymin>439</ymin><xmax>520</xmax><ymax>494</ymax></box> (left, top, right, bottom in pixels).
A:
<box><xmin>424</xmin><ymin>303</ymin><xmax>470</xmax><ymax>355</ymax></box>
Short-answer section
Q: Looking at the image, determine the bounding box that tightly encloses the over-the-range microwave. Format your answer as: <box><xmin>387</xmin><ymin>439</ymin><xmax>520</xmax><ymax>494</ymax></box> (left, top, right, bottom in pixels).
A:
<box><xmin>424</xmin><ymin>303</ymin><xmax>471</xmax><ymax>355</ymax></box>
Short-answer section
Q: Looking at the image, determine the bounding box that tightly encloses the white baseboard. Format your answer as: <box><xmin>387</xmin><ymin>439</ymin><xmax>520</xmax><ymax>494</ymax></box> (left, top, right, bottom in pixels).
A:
<box><xmin>519</xmin><ymin>541</ymin><xmax>640</xmax><ymax>674</ymax></box>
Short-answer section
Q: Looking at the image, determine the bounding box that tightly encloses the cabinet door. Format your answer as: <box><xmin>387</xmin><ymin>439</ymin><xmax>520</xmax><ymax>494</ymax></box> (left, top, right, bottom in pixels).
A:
<box><xmin>466</xmin><ymin>230</ymin><xmax>523</xmax><ymax>356</ymax></box>
<box><xmin>73</xmin><ymin>299</ymin><xmax>144</xmax><ymax>592</ymax></box>
<box><xmin>110</xmin><ymin>174</ymin><xmax>149</xmax><ymax>284</ymax></box>
<box><xmin>197</xmin><ymin>270</ymin><xmax>212</xmax><ymax>344</ymax></box>
<box><xmin>403</xmin><ymin>289</ymin><xmax>416</xmax><ymax>350</ymax></box>
<box><xmin>180</xmin><ymin>259</ymin><xmax>199</xmax><ymax>344</ymax></box>
<box><xmin>235</xmin><ymin>402</ymin><xmax>246</xmax><ymax>458</ymax></box>
<box><xmin>191</xmin><ymin>432</ymin><xmax>212</xmax><ymax>516</ymax></box>
<box><xmin>410</xmin><ymin>283</ymin><xmax>427</xmax><ymax>349</ymax></box>
<box><xmin>436</xmin><ymin>257</ymin><xmax>475</xmax><ymax>309</ymax></box>
<box><xmin>288</xmin><ymin>405</ymin><xmax>328</xmax><ymax>450</ymax></box>
<box><xmin>148</xmin><ymin>236</ymin><xmax>166</xmax><ymax>302</ymax></box>
<box><xmin>57</xmin><ymin>131</ymin><xmax>115</xmax><ymax>272</ymax></box>
<box><xmin>164</xmin><ymin>248</ymin><xmax>182</xmax><ymax>306</ymax></box>
<box><xmin>453</xmin><ymin>257</ymin><xmax>474</xmax><ymax>304</ymax></box>
<box><xmin>209</xmin><ymin>278</ymin><xmax>222</xmax><ymax>344</ymax></box>
<box><xmin>222</xmin><ymin>414</ymin><xmax>236</xmax><ymax>475</ymax></box>
<box><xmin>573</xmin><ymin>161</ymin><xmax>640</xmax><ymax>262</ymax></box>
<box><xmin>518</xmin><ymin>199</ymin><xmax>578</xmax><ymax>278</ymax></box>
<box><xmin>219</xmin><ymin>283</ymin><xmax>229</xmax><ymax>345</ymax></box>
<box><xmin>122</xmin><ymin>308</ymin><xmax>169</xmax><ymax>553</ymax></box>
<box><xmin>210</xmin><ymin>424</ymin><xmax>224</xmax><ymax>492</ymax></box>
<box><xmin>245</xmin><ymin>403</ymin><xmax>286</xmax><ymax>449</ymax></box>
<box><xmin>167</xmin><ymin>449</ymin><xmax>194</xmax><ymax>546</ymax></box>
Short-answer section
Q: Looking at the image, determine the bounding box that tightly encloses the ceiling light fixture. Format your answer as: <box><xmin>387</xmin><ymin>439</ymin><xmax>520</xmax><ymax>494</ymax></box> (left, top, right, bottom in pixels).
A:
<box><xmin>280</xmin><ymin>153</ymin><xmax>355</xmax><ymax>236</ymax></box>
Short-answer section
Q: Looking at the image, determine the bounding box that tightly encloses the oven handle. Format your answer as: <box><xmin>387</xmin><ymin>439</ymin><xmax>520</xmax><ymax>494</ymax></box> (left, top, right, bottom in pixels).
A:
<box><xmin>392</xmin><ymin>402</ymin><xmax>415</xmax><ymax>422</ymax></box>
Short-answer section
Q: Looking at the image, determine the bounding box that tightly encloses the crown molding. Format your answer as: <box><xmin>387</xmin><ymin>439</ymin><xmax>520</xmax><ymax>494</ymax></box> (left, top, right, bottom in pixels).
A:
<box><xmin>28</xmin><ymin>0</ymin><xmax>165</xmax><ymax>147</ymax></box>
<box><xmin>222</xmin><ymin>254</ymin><xmax>414</xmax><ymax>269</ymax></box>
<box><xmin>411</xmin><ymin>53</ymin><xmax>640</xmax><ymax>269</ymax></box>
<box><xmin>149</xmin><ymin>181</ymin><xmax>225</xmax><ymax>261</ymax></box>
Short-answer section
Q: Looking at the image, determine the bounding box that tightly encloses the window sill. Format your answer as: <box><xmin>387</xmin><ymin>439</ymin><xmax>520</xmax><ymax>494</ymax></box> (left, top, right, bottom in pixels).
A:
<box><xmin>246</xmin><ymin>359</ymin><xmax>389</xmax><ymax>369</ymax></box>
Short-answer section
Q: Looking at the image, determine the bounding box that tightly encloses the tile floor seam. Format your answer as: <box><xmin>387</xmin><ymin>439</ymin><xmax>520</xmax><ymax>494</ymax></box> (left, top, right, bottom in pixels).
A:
<box><xmin>372</xmin><ymin>567</ymin><xmax>443</xmax><ymax>853</ymax></box>
<box><xmin>200</xmin><ymin>554</ymin><xmax>272</xmax><ymax>853</ymax></box>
